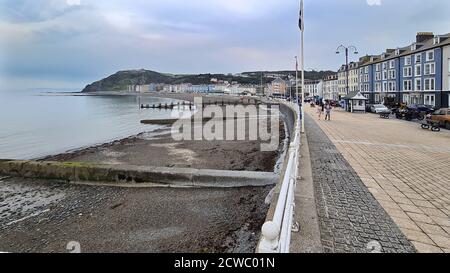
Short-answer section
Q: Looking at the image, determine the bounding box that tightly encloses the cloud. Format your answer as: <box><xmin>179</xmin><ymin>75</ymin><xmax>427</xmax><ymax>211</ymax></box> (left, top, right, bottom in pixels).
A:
<box><xmin>1</xmin><ymin>0</ymin><xmax>450</xmax><ymax>91</ymax></box>
<box><xmin>66</xmin><ymin>0</ymin><xmax>81</xmax><ymax>6</ymax></box>
<box><xmin>367</xmin><ymin>0</ymin><xmax>382</xmax><ymax>6</ymax></box>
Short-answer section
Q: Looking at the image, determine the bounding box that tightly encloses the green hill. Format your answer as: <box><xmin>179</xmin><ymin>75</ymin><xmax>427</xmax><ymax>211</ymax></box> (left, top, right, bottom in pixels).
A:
<box><xmin>81</xmin><ymin>69</ymin><xmax>336</xmax><ymax>92</ymax></box>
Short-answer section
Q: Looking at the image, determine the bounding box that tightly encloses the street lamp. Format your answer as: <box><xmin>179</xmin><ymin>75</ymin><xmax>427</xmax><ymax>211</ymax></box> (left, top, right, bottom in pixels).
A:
<box><xmin>336</xmin><ymin>45</ymin><xmax>358</xmax><ymax>95</ymax></box>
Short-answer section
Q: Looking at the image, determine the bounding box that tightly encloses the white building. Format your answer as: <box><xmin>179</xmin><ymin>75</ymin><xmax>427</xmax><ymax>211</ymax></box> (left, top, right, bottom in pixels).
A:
<box><xmin>304</xmin><ymin>79</ymin><xmax>323</xmax><ymax>99</ymax></box>
<box><xmin>323</xmin><ymin>74</ymin><xmax>339</xmax><ymax>101</ymax></box>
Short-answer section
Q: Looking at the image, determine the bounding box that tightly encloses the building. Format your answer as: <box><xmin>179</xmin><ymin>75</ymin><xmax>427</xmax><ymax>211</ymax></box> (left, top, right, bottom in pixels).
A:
<box><xmin>304</xmin><ymin>79</ymin><xmax>323</xmax><ymax>100</ymax></box>
<box><xmin>127</xmin><ymin>84</ymin><xmax>151</xmax><ymax>93</ymax></box>
<box><xmin>444</xmin><ymin>44</ymin><xmax>450</xmax><ymax>107</ymax></box>
<box><xmin>323</xmin><ymin>74</ymin><xmax>339</xmax><ymax>101</ymax></box>
<box><xmin>337</xmin><ymin>65</ymin><xmax>348</xmax><ymax>99</ymax></box>
<box><xmin>357</xmin><ymin>55</ymin><xmax>377</xmax><ymax>102</ymax></box>
<box><xmin>348</xmin><ymin>62</ymin><xmax>359</xmax><ymax>93</ymax></box>
<box><xmin>268</xmin><ymin>77</ymin><xmax>287</xmax><ymax>97</ymax></box>
<box><xmin>337</xmin><ymin>32</ymin><xmax>450</xmax><ymax>108</ymax></box>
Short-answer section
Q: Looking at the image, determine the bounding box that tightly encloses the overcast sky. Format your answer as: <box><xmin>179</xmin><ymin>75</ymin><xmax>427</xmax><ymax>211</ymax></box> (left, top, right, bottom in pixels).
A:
<box><xmin>1</xmin><ymin>0</ymin><xmax>450</xmax><ymax>90</ymax></box>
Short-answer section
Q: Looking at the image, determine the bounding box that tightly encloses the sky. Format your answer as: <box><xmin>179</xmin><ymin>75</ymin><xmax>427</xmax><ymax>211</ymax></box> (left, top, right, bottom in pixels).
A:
<box><xmin>1</xmin><ymin>0</ymin><xmax>450</xmax><ymax>90</ymax></box>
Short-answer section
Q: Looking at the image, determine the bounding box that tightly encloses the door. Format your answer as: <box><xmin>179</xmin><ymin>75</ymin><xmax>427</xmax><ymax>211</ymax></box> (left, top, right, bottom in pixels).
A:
<box><xmin>424</xmin><ymin>94</ymin><xmax>435</xmax><ymax>106</ymax></box>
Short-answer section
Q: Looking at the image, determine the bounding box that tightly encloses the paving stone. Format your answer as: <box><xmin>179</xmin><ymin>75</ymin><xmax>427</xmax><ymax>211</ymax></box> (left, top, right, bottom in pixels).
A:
<box><xmin>411</xmin><ymin>241</ymin><xmax>444</xmax><ymax>253</ymax></box>
<box><xmin>305</xmin><ymin>115</ymin><xmax>415</xmax><ymax>253</ymax></box>
<box><xmin>428</xmin><ymin>234</ymin><xmax>450</xmax><ymax>249</ymax></box>
<box><xmin>400</xmin><ymin>228</ymin><xmax>435</xmax><ymax>245</ymax></box>
<box><xmin>416</xmin><ymin>222</ymin><xmax>449</xmax><ymax>237</ymax></box>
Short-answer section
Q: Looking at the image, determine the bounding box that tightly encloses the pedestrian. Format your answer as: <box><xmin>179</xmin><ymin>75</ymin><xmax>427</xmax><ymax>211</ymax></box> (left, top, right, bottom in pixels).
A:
<box><xmin>317</xmin><ymin>103</ymin><xmax>323</xmax><ymax>120</ymax></box>
<box><xmin>325</xmin><ymin>103</ymin><xmax>332</xmax><ymax>121</ymax></box>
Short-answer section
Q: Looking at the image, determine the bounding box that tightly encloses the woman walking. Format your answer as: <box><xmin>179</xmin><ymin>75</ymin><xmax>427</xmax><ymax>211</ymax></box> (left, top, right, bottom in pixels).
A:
<box><xmin>317</xmin><ymin>103</ymin><xmax>324</xmax><ymax>120</ymax></box>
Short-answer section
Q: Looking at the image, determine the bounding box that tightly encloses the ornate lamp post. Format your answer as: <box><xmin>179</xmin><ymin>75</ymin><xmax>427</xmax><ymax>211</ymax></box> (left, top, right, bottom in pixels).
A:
<box><xmin>336</xmin><ymin>45</ymin><xmax>358</xmax><ymax>95</ymax></box>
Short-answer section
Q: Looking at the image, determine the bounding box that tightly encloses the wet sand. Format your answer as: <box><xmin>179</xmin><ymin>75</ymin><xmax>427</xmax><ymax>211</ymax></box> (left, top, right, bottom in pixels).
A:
<box><xmin>43</xmin><ymin>125</ymin><xmax>284</xmax><ymax>172</ymax></box>
<box><xmin>0</xmin><ymin>177</ymin><xmax>271</xmax><ymax>253</ymax></box>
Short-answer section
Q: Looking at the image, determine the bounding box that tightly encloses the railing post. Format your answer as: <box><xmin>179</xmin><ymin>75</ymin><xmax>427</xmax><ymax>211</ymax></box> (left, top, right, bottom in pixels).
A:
<box><xmin>258</xmin><ymin>221</ymin><xmax>280</xmax><ymax>253</ymax></box>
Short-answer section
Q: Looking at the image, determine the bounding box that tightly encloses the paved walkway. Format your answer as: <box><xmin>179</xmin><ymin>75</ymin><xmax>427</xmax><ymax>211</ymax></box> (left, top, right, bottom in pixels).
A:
<box><xmin>305</xmin><ymin>115</ymin><xmax>414</xmax><ymax>253</ymax></box>
<box><xmin>306</xmin><ymin>107</ymin><xmax>450</xmax><ymax>253</ymax></box>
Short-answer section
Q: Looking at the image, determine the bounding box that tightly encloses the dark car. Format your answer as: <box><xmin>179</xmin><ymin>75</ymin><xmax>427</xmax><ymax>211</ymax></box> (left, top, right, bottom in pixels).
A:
<box><xmin>409</xmin><ymin>104</ymin><xmax>437</xmax><ymax>114</ymax></box>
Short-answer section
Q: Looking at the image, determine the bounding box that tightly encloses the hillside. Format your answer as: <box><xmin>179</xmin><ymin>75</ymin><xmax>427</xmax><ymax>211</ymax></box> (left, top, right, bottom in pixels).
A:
<box><xmin>81</xmin><ymin>69</ymin><xmax>336</xmax><ymax>92</ymax></box>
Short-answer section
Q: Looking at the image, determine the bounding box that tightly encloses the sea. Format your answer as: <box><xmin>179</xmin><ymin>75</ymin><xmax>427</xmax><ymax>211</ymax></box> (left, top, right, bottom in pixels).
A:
<box><xmin>0</xmin><ymin>90</ymin><xmax>185</xmax><ymax>159</ymax></box>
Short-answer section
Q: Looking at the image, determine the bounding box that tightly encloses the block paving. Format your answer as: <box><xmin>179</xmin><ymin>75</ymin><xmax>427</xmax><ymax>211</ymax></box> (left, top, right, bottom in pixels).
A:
<box><xmin>305</xmin><ymin>107</ymin><xmax>450</xmax><ymax>253</ymax></box>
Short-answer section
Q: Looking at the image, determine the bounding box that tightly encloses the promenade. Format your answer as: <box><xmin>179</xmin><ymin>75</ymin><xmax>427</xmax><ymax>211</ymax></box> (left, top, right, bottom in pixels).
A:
<box><xmin>304</xmin><ymin>107</ymin><xmax>450</xmax><ymax>253</ymax></box>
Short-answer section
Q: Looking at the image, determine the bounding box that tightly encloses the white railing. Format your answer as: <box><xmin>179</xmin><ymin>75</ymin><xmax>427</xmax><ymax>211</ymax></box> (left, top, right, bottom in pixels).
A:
<box><xmin>258</xmin><ymin>101</ymin><xmax>301</xmax><ymax>253</ymax></box>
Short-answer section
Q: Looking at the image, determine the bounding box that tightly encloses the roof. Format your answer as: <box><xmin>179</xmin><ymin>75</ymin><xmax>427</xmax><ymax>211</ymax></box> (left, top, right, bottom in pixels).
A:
<box><xmin>343</xmin><ymin>91</ymin><xmax>368</xmax><ymax>100</ymax></box>
<box><xmin>349</xmin><ymin>32</ymin><xmax>450</xmax><ymax>68</ymax></box>
<box><xmin>272</xmin><ymin>77</ymin><xmax>285</xmax><ymax>84</ymax></box>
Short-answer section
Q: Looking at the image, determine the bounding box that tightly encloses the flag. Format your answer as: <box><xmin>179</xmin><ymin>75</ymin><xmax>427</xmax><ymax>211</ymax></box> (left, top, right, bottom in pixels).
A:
<box><xmin>298</xmin><ymin>0</ymin><xmax>304</xmax><ymax>31</ymax></box>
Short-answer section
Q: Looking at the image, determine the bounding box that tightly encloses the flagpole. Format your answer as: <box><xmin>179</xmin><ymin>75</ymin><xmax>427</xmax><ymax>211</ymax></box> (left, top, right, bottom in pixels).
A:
<box><xmin>300</xmin><ymin>0</ymin><xmax>305</xmax><ymax>133</ymax></box>
<box><xmin>295</xmin><ymin>56</ymin><xmax>298</xmax><ymax>105</ymax></box>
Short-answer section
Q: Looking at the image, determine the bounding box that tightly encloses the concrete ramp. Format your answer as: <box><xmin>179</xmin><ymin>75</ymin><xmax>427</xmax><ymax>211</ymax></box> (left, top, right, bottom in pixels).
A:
<box><xmin>0</xmin><ymin>160</ymin><xmax>277</xmax><ymax>188</ymax></box>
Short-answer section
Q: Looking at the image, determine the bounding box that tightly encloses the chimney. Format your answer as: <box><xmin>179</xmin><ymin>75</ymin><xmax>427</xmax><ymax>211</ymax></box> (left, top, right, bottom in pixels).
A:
<box><xmin>416</xmin><ymin>32</ymin><xmax>434</xmax><ymax>43</ymax></box>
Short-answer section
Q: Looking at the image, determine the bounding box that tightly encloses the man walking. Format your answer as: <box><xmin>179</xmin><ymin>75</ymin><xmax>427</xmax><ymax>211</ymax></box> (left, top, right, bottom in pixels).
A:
<box><xmin>324</xmin><ymin>102</ymin><xmax>332</xmax><ymax>121</ymax></box>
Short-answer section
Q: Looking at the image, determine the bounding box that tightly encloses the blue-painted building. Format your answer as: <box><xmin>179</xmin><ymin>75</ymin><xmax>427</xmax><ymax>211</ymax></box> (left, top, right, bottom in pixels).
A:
<box><xmin>353</xmin><ymin>32</ymin><xmax>450</xmax><ymax>108</ymax></box>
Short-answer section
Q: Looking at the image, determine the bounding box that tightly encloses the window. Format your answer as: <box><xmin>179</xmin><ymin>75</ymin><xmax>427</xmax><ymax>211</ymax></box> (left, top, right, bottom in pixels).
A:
<box><xmin>403</xmin><ymin>67</ymin><xmax>412</xmax><ymax>77</ymax></box>
<box><xmin>405</xmin><ymin>56</ymin><xmax>412</xmax><ymax>66</ymax></box>
<box><xmin>375</xmin><ymin>82</ymin><xmax>381</xmax><ymax>92</ymax></box>
<box><xmin>383</xmin><ymin>71</ymin><xmax>388</xmax><ymax>80</ymax></box>
<box><xmin>403</xmin><ymin>94</ymin><xmax>410</xmax><ymax>105</ymax></box>
<box><xmin>433</xmin><ymin>37</ymin><xmax>440</xmax><ymax>45</ymax></box>
<box><xmin>390</xmin><ymin>60</ymin><xmax>395</xmax><ymax>69</ymax></box>
<box><xmin>425</xmin><ymin>63</ymin><xmax>435</xmax><ymax>75</ymax></box>
<box><xmin>365</xmin><ymin>66</ymin><xmax>369</xmax><ymax>74</ymax></box>
<box><xmin>382</xmin><ymin>62</ymin><xmax>387</xmax><ymax>70</ymax></box>
<box><xmin>389</xmin><ymin>70</ymin><xmax>396</xmax><ymax>79</ymax></box>
<box><xmin>375</xmin><ymin>72</ymin><xmax>381</xmax><ymax>81</ymax></box>
<box><xmin>376</xmin><ymin>64</ymin><xmax>381</xmax><ymax>72</ymax></box>
<box><xmin>415</xmin><ymin>64</ymin><xmax>422</xmax><ymax>76</ymax></box>
<box><xmin>383</xmin><ymin>82</ymin><xmax>387</xmax><ymax>92</ymax></box>
<box><xmin>425</xmin><ymin>94</ymin><xmax>435</xmax><ymax>107</ymax></box>
<box><xmin>424</xmin><ymin>78</ymin><xmax>435</xmax><ymax>91</ymax></box>
<box><xmin>403</xmin><ymin>80</ymin><xmax>412</xmax><ymax>91</ymax></box>
<box><xmin>365</xmin><ymin>75</ymin><xmax>369</xmax><ymax>82</ymax></box>
<box><xmin>375</xmin><ymin>94</ymin><xmax>381</xmax><ymax>103</ymax></box>
<box><xmin>426</xmin><ymin>51</ymin><xmax>434</xmax><ymax>61</ymax></box>
<box><xmin>415</xmin><ymin>79</ymin><xmax>422</xmax><ymax>91</ymax></box>
<box><xmin>387</xmin><ymin>82</ymin><xmax>393</xmax><ymax>91</ymax></box>
<box><xmin>415</xmin><ymin>54</ymin><xmax>422</xmax><ymax>63</ymax></box>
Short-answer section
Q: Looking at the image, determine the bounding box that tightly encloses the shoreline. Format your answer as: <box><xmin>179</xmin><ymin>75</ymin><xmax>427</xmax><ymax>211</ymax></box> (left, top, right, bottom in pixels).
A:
<box><xmin>40</xmin><ymin>93</ymin><xmax>285</xmax><ymax>173</ymax></box>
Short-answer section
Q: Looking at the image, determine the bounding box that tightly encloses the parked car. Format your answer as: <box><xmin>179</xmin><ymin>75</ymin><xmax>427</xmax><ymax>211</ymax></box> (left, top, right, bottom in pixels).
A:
<box><xmin>366</xmin><ymin>103</ymin><xmax>374</xmax><ymax>113</ymax></box>
<box><xmin>428</xmin><ymin>108</ymin><xmax>450</xmax><ymax>130</ymax></box>
<box><xmin>371</xmin><ymin>104</ymin><xmax>389</xmax><ymax>114</ymax></box>
<box><xmin>409</xmin><ymin>104</ymin><xmax>437</xmax><ymax>115</ymax></box>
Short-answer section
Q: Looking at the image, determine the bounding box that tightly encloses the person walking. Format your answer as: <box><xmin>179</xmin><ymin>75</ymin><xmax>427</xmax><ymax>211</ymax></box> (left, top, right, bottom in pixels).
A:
<box><xmin>317</xmin><ymin>102</ymin><xmax>324</xmax><ymax>120</ymax></box>
<box><xmin>325</xmin><ymin>102</ymin><xmax>332</xmax><ymax>121</ymax></box>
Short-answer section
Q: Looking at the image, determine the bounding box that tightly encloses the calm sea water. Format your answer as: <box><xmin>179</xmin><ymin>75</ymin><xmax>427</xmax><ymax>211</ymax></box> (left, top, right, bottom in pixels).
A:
<box><xmin>0</xmin><ymin>90</ymin><xmax>185</xmax><ymax>160</ymax></box>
